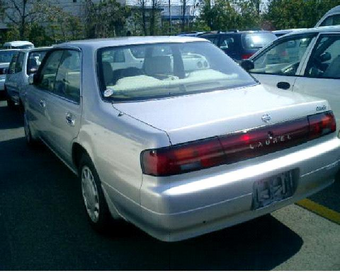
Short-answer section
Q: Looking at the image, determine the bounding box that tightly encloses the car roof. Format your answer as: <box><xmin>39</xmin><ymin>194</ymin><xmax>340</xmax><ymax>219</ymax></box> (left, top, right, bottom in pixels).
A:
<box><xmin>0</xmin><ymin>49</ymin><xmax>21</xmax><ymax>53</ymax></box>
<box><xmin>56</xmin><ymin>36</ymin><xmax>208</xmax><ymax>50</ymax></box>
<box><xmin>277</xmin><ymin>25</ymin><xmax>340</xmax><ymax>38</ymax></box>
<box><xmin>200</xmin><ymin>30</ymin><xmax>273</xmax><ymax>36</ymax></box>
<box><xmin>315</xmin><ymin>5</ymin><xmax>340</xmax><ymax>27</ymax></box>
<box><xmin>3</xmin><ymin>41</ymin><xmax>34</xmax><ymax>46</ymax></box>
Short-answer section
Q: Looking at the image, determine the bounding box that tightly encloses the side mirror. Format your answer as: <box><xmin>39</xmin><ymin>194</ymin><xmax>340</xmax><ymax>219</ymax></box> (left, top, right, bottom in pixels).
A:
<box><xmin>240</xmin><ymin>59</ymin><xmax>254</xmax><ymax>71</ymax></box>
<box><xmin>319</xmin><ymin>52</ymin><xmax>331</xmax><ymax>63</ymax></box>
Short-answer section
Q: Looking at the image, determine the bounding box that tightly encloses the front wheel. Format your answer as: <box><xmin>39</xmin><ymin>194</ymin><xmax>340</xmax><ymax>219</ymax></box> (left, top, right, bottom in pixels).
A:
<box><xmin>79</xmin><ymin>154</ymin><xmax>111</xmax><ymax>232</ymax></box>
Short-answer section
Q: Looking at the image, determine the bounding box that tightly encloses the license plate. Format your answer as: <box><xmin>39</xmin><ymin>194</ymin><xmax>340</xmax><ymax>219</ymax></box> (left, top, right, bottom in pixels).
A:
<box><xmin>252</xmin><ymin>171</ymin><xmax>295</xmax><ymax>210</ymax></box>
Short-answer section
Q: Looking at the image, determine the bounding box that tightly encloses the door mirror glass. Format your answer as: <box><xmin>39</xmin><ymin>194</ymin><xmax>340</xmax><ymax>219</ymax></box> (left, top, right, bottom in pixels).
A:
<box><xmin>240</xmin><ymin>59</ymin><xmax>254</xmax><ymax>71</ymax></box>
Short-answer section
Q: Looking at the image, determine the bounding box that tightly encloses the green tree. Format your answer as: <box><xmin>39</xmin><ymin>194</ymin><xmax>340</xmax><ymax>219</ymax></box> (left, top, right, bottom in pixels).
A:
<box><xmin>85</xmin><ymin>0</ymin><xmax>130</xmax><ymax>38</ymax></box>
<box><xmin>198</xmin><ymin>0</ymin><xmax>263</xmax><ymax>31</ymax></box>
<box><xmin>265</xmin><ymin>0</ymin><xmax>340</xmax><ymax>29</ymax></box>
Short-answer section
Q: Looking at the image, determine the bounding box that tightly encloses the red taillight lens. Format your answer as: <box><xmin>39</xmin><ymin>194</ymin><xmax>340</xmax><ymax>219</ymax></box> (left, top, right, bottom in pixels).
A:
<box><xmin>308</xmin><ymin>111</ymin><xmax>336</xmax><ymax>140</ymax></box>
<box><xmin>141</xmin><ymin>137</ymin><xmax>226</xmax><ymax>176</ymax></box>
<box><xmin>141</xmin><ymin>111</ymin><xmax>337</xmax><ymax>176</ymax></box>
<box><xmin>242</xmin><ymin>53</ymin><xmax>254</xmax><ymax>60</ymax></box>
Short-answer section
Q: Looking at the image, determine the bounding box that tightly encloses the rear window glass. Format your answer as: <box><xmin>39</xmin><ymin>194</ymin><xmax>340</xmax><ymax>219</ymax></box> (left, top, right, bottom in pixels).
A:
<box><xmin>97</xmin><ymin>41</ymin><xmax>256</xmax><ymax>102</ymax></box>
<box><xmin>242</xmin><ymin>33</ymin><xmax>277</xmax><ymax>49</ymax></box>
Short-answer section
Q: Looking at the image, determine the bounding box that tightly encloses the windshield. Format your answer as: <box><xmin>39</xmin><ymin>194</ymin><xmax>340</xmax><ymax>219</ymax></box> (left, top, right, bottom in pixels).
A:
<box><xmin>0</xmin><ymin>50</ymin><xmax>17</xmax><ymax>63</ymax></box>
<box><xmin>98</xmin><ymin>41</ymin><xmax>256</xmax><ymax>101</ymax></box>
<box><xmin>242</xmin><ymin>33</ymin><xmax>277</xmax><ymax>49</ymax></box>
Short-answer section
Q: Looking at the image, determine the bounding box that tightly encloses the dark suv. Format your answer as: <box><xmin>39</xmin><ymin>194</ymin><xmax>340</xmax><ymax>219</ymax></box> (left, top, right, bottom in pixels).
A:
<box><xmin>200</xmin><ymin>30</ymin><xmax>277</xmax><ymax>62</ymax></box>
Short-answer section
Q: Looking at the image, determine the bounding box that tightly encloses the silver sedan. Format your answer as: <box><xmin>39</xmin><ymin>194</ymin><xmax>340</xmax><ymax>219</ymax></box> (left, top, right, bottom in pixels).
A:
<box><xmin>23</xmin><ymin>37</ymin><xmax>340</xmax><ymax>242</ymax></box>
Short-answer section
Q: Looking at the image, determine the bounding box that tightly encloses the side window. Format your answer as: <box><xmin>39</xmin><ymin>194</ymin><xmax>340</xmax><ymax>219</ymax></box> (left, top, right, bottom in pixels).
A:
<box><xmin>37</xmin><ymin>50</ymin><xmax>64</xmax><ymax>92</ymax></box>
<box><xmin>204</xmin><ymin>36</ymin><xmax>219</xmax><ymax>46</ymax></box>
<box><xmin>54</xmin><ymin>50</ymin><xmax>81</xmax><ymax>103</ymax></box>
<box><xmin>15</xmin><ymin>52</ymin><xmax>24</xmax><ymax>73</ymax></box>
<box><xmin>113</xmin><ymin>50</ymin><xmax>125</xmax><ymax>63</ymax></box>
<box><xmin>219</xmin><ymin>36</ymin><xmax>235</xmax><ymax>50</ymax></box>
<box><xmin>320</xmin><ymin>14</ymin><xmax>340</xmax><ymax>26</ymax></box>
<box><xmin>8</xmin><ymin>53</ymin><xmax>18</xmax><ymax>74</ymax></box>
<box><xmin>250</xmin><ymin>35</ymin><xmax>314</xmax><ymax>76</ymax></box>
<box><xmin>305</xmin><ymin>35</ymin><xmax>340</xmax><ymax>79</ymax></box>
<box><xmin>27</xmin><ymin>51</ymin><xmax>48</xmax><ymax>74</ymax></box>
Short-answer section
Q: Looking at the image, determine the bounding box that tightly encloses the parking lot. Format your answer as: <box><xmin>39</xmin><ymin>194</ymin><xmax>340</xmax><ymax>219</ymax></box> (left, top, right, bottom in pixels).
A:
<box><xmin>0</xmin><ymin>100</ymin><xmax>339</xmax><ymax>270</ymax></box>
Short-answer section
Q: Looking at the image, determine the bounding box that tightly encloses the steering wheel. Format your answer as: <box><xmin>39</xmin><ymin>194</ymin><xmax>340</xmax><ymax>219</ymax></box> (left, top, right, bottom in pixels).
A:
<box><xmin>280</xmin><ymin>62</ymin><xmax>300</xmax><ymax>75</ymax></box>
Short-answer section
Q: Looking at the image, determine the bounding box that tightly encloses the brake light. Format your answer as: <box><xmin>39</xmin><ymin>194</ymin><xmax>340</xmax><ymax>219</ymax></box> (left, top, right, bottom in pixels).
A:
<box><xmin>308</xmin><ymin>111</ymin><xmax>336</xmax><ymax>140</ymax></box>
<box><xmin>242</xmin><ymin>53</ymin><xmax>254</xmax><ymax>60</ymax></box>
<box><xmin>141</xmin><ymin>137</ymin><xmax>226</xmax><ymax>176</ymax></box>
<box><xmin>141</xmin><ymin>111</ymin><xmax>336</xmax><ymax>176</ymax></box>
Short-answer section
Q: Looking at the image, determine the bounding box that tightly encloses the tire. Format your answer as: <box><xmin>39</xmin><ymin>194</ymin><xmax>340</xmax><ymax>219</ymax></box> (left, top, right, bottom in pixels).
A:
<box><xmin>23</xmin><ymin>112</ymin><xmax>38</xmax><ymax>147</ymax></box>
<box><xmin>79</xmin><ymin>154</ymin><xmax>111</xmax><ymax>232</ymax></box>
<box><xmin>7</xmin><ymin>98</ymin><xmax>15</xmax><ymax>109</ymax></box>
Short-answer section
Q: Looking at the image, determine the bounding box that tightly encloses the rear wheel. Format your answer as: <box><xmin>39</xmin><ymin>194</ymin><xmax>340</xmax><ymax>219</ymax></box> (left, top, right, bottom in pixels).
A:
<box><xmin>7</xmin><ymin>98</ymin><xmax>15</xmax><ymax>109</ymax></box>
<box><xmin>79</xmin><ymin>154</ymin><xmax>111</xmax><ymax>232</ymax></box>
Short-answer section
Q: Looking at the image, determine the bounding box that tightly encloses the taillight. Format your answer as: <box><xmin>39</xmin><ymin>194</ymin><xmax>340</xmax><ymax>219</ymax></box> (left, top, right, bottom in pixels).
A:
<box><xmin>141</xmin><ymin>111</ymin><xmax>337</xmax><ymax>176</ymax></box>
<box><xmin>242</xmin><ymin>53</ymin><xmax>254</xmax><ymax>60</ymax></box>
<box><xmin>308</xmin><ymin>111</ymin><xmax>336</xmax><ymax>140</ymax></box>
<box><xmin>141</xmin><ymin>137</ymin><xmax>226</xmax><ymax>176</ymax></box>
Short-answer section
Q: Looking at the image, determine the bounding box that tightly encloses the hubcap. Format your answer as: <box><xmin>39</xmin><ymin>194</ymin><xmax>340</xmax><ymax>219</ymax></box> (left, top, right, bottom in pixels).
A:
<box><xmin>81</xmin><ymin>166</ymin><xmax>100</xmax><ymax>223</ymax></box>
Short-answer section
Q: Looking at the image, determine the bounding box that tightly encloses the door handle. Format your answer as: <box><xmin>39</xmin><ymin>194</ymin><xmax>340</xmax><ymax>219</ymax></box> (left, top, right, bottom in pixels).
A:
<box><xmin>39</xmin><ymin>100</ymin><xmax>46</xmax><ymax>108</ymax></box>
<box><xmin>65</xmin><ymin>112</ymin><xmax>75</xmax><ymax>126</ymax></box>
<box><xmin>277</xmin><ymin>82</ymin><xmax>291</xmax><ymax>90</ymax></box>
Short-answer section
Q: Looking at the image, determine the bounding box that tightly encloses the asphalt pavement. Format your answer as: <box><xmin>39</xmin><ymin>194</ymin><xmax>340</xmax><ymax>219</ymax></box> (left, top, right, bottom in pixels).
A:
<box><xmin>0</xmin><ymin>100</ymin><xmax>339</xmax><ymax>270</ymax></box>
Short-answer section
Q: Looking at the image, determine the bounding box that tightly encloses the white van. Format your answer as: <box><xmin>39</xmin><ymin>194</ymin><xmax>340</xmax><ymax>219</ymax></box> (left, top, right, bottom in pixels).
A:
<box><xmin>3</xmin><ymin>41</ymin><xmax>34</xmax><ymax>49</ymax></box>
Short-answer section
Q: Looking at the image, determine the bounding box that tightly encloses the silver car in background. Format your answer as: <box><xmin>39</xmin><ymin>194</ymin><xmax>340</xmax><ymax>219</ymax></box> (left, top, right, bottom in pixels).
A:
<box><xmin>0</xmin><ymin>49</ymin><xmax>19</xmax><ymax>97</ymax></box>
<box><xmin>23</xmin><ymin>37</ymin><xmax>340</xmax><ymax>242</ymax></box>
<box><xmin>5</xmin><ymin>47</ymin><xmax>50</xmax><ymax>108</ymax></box>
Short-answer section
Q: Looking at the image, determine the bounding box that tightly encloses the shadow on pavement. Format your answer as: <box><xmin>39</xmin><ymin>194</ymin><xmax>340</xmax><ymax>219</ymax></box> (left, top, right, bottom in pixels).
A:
<box><xmin>0</xmin><ymin>101</ymin><xmax>23</xmax><ymax>129</ymax></box>
<box><xmin>0</xmin><ymin>136</ymin><xmax>303</xmax><ymax>270</ymax></box>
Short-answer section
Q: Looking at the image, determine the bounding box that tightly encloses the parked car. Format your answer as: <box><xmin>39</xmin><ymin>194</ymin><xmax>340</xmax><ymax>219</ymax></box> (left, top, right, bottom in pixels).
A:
<box><xmin>315</xmin><ymin>5</ymin><xmax>340</xmax><ymax>27</ymax></box>
<box><xmin>0</xmin><ymin>49</ymin><xmax>19</xmax><ymax>98</ymax></box>
<box><xmin>3</xmin><ymin>41</ymin><xmax>34</xmax><ymax>49</ymax></box>
<box><xmin>272</xmin><ymin>28</ymin><xmax>307</xmax><ymax>37</ymax></box>
<box><xmin>200</xmin><ymin>30</ymin><xmax>277</xmax><ymax>62</ymax></box>
<box><xmin>5</xmin><ymin>47</ymin><xmax>50</xmax><ymax>108</ymax></box>
<box><xmin>23</xmin><ymin>37</ymin><xmax>340</xmax><ymax>242</ymax></box>
<box><xmin>241</xmin><ymin>26</ymin><xmax>340</xmax><ymax>130</ymax></box>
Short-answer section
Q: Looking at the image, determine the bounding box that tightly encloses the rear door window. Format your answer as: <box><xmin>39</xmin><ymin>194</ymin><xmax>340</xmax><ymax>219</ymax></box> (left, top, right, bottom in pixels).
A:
<box><xmin>54</xmin><ymin>50</ymin><xmax>81</xmax><ymax>103</ymax></box>
<box><xmin>37</xmin><ymin>50</ymin><xmax>64</xmax><ymax>92</ymax></box>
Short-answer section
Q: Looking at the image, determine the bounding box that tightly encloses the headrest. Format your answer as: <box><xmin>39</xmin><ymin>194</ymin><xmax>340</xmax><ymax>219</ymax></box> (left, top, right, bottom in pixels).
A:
<box><xmin>144</xmin><ymin>56</ymin><xmax>172</xmax><ymax>76</ymax></box>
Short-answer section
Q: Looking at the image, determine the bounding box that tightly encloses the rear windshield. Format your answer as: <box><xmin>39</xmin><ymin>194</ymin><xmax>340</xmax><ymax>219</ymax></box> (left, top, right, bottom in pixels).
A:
<box><xmin>0</xmin><ymin>50</ymin><xmax>17</xmax><ymax>63</ymax></box>
<box><xmin>242</xmin><ymin>33</ymin><xmax>277</xmax><ymax>49</ymax></box>
<box><xmin>97</xmin><ymin>41</ymin><xmax>256</xmax><ymax>102</ymax></box>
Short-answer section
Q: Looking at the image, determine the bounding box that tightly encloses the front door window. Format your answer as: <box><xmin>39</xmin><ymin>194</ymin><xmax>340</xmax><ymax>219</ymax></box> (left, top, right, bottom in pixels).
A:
<box><xmin>250</xmin><ymin>35</ymin><xmax>315</xmax><ymax>76</ymax></box>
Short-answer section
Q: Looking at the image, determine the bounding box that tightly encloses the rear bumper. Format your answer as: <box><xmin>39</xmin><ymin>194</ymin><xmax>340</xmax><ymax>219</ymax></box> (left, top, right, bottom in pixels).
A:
<box><xmin>138</xmin><ymin>136</ymin><xmax>340</xmax><ymax>241</ymax></box>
